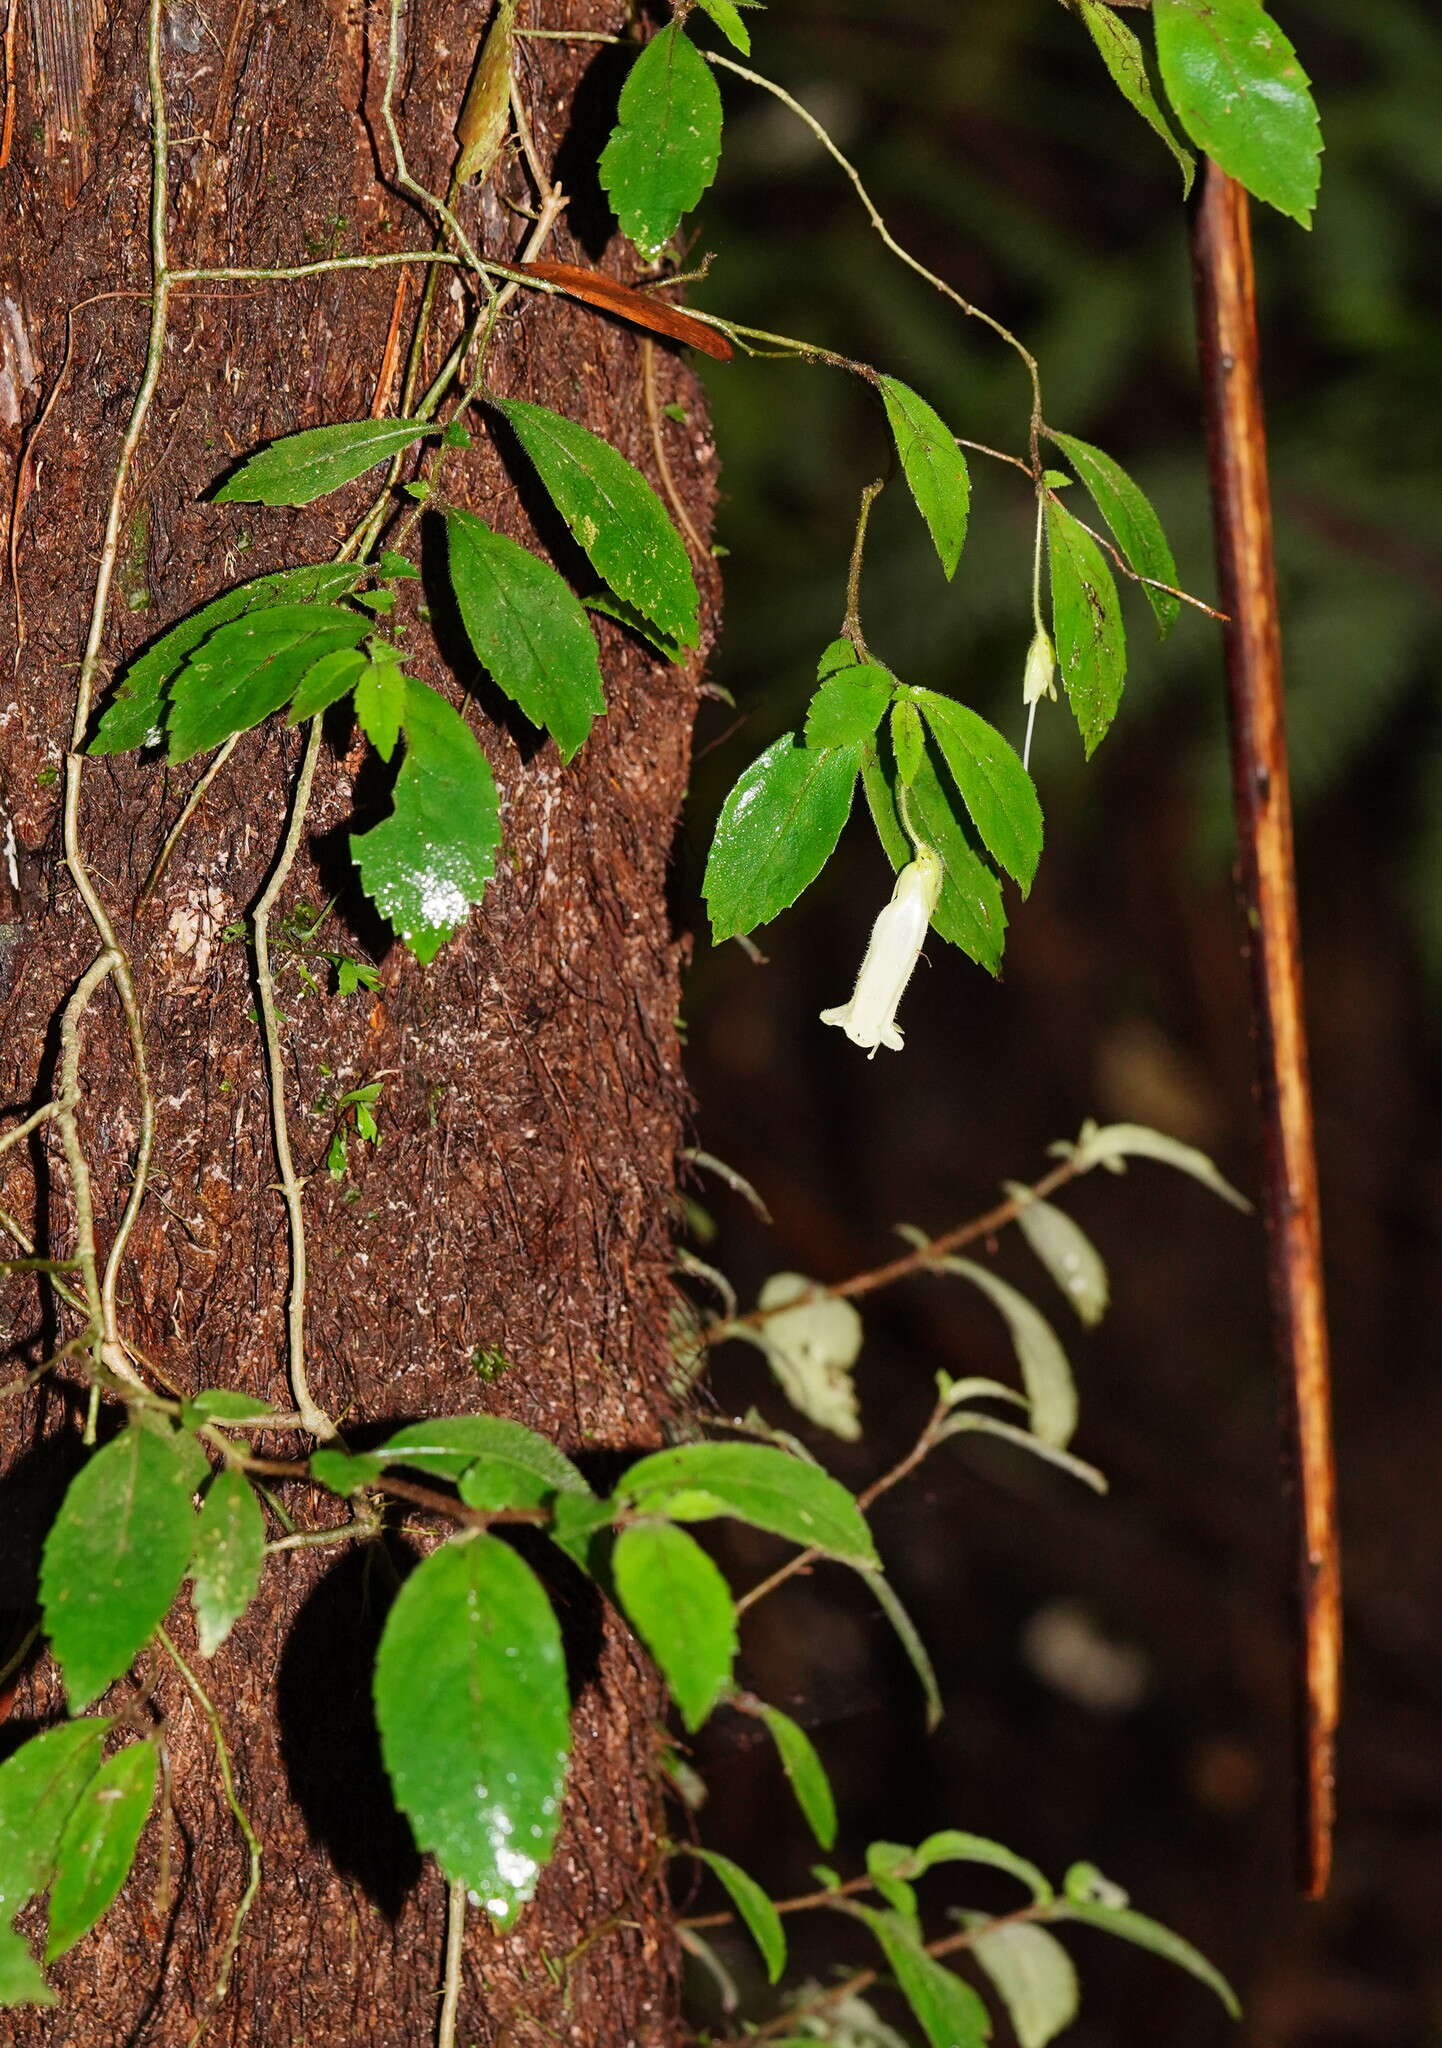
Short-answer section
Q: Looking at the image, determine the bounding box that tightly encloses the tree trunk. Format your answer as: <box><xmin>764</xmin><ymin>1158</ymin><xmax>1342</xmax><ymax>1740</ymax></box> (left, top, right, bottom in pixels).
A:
<box><xmin>0</xmin><ymin>2</ymin><xmax>714</xmax><ymax>2041</ymax></box>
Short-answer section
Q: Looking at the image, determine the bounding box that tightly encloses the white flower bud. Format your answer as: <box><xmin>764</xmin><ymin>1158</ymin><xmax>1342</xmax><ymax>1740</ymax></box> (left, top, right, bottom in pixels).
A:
<box><xmin>1023</xmin><ymin>626</ymin><xmax>1057</xmax><ymax>707</ymax></box>
<box><xmin>820</xmin><ymin>846</ymin><xmax>943</xmax><ymax>1058</ymax></box>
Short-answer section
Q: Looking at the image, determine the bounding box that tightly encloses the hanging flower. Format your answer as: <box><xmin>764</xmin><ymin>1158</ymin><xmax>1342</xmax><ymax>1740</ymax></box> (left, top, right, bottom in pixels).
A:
<box><xmin>820</xmin><ymin>846</ymin><xmax>943</xmax><ymax>1057</ymax></box>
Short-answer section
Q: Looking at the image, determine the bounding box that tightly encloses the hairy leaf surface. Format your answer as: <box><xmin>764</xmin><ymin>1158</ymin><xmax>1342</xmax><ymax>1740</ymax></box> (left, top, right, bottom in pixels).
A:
<box><xmin>880</xmin><ymin>378</ymin><xmax>970</xmax><ymax>579</ymax></box>
<box><xmin>599</xmin><ymin>25</ymin><xmax>723</xmax><ymax>260</ymax></box>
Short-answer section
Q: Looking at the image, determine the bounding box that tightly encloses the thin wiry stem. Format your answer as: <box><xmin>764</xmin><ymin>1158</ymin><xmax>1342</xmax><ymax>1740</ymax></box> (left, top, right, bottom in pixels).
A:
<box><xmin>252</xmin><ymin>721</ymin><xmax>333</xmax><ymax>1439</ymax></box>
<box><xmin>437</xmin><ymin>1881</ymin><xmax>467</xmax><ymax>2048</ymax></box>
<box><xmin>159</xmin><ymin>1630</ymin><xmax>263</xmax><ymax>2044</ymax></box>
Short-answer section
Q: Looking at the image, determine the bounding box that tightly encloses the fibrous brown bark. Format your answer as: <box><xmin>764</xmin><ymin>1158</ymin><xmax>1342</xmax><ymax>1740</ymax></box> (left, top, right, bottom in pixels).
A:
<box><xmin>0</xmin><ymin>2</ymin><xmax>715</xmax><ymax>2041</ymax></box>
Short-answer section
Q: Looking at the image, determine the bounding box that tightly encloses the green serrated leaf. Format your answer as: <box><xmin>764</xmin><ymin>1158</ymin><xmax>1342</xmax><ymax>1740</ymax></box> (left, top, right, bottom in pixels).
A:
<box><xmin>185</xmin><ymin>1389</ymin><xmax>281</xmax><ymax>1425</ymax></box>
<box><xmin>90</xmin><ymin>563</ymin><xmax>363</xmax><ymax>756</ymax></box>
<box><xmin>804</xmin><ymin>663</ymin><xmax>895</xmax><ymax>751</ymax></box>
<box><xmin>1066</xmin><ymin>1121</ymin><xmax>1252</xmax><ymax>1211</ymax></box>
<box><xmin>45</xmin><ymin>1743</ymin><xmax>157</xmax><ymax>1961</ymax></box>
<box><xmin>1075</xmin><ymin>0</ymin><xmax>1195</xmax><ymax>195</ymax></box>
<box><xmin>1154</xmin><ymin>0</ymin><xmax>1321</xmax><ymax>227</ymax></box>
<box><xmin>940</xmin><ymin>1259</ymin><xmax>1077</xmax><ymax>1448</ymax></box>
<box><xmin>0</xmin><ymin>1720</ymin><xmax>109</xmax><ymax>1922</ymax></box>
<box><xmin>354</xmin><ymin>652</ymin><xmax>407</xmax><ymax>764</ymax></box>
<box><xmin>740</xmin><ymin>1274</ymin><xmax>863</xmax><ymax>1442</ymax></box>
<box><xmin>754</xmin><ymin>1700</ymin><xmax>837</xmax><ymax>1849</ymax></box>
<box><xmin>379</xmin><ymin>550</ymin><xmax>420</xmax><ymax>580</ymax></box>
<box><xmin>286</xmin><ymin>645</ymin><xmax>368</xmax><ymax>724</ymax></box>
<box><xmin>373</xmin><ymin>1533</ymin><xmax>570</xmax><ymax>1922</ymax></box>
<box><xmin>493</xmin><ymin>397</ymin><xmax>698</xmax><ymax>646</ymax></box>
<box><xmin>913</xmin><ymin>690</ymin><xmax>1043</xmax><ymax>892</ymax></box>
<box><xmin>851</xmin><ymin>1905</ymin><xmax>990</xmax><ymax>2048</ymax></box>
<box><xmin>41</xmin><ymin>1426</ymin><xmax>200</xmax><ymax>1710</ymax></box>
<box><xmin>704</xmin><ymin>734</ymin><xmax>860</xmax><ymax>942</ymax></box>
<box><xmin>879</xmin><ymin>378</ymin><xmax>970</xmax><ymax>580</ymax></box>
<box><xmin>967</xmin><ymin>1918</ymin><xmax>1078</xmax><ymax>2048</ymax></box>
<box><xmin>817</xmin><ymin>637</ymin><xmax>862</xmax><ymax>680</ymax></box>
<box><xmin>0</xmin><ymin>1924</ymin><xmax>53</xmax><ymax>2008</ymax></box>
<box><xmin>1046</xmin><ymin>499</ymin><xmax>1126</xmax><ymax>758</ymax></box>
<box><xmin>599</xmin><ymin>25</ymin><xmax>723</xmax><ymax>261</ymax></box>
<box><xmin>691</xmin><ymin>1847</ymin><xmax>786</xmax><ymax>1983</ymax></box>
<box><xmin>584</xmin><ymin>590</ymin><xmax>687</xmax><ymax>664</ymax></box>
<box><xmin>309</xmin><ymin>1447</ymin><xmax>384</xmax><ymax>1494</ymax></box>
<box><xmin>1046</xmin><ymin>431</ymin><xmax>1179</xmax><ymax>635</ymax></box>
<box><xmin>890</xmin><ymin>699</ymin><xmax>925</xmax><ymax>787</ymax></box>
<box><xmin>190</xmin><ymin>1468</ymin><xmax>266</xmax><ymax>1657</ymax></box>
<box><xmin>352</xmin><ymin>678</ymin><xmax>500</xmax><ymax>963</ymax></box>
<box><xmin>214</xmin><ymin>418</ymin><xmax>436</xmax><ymax>507</ymax></box>
<box><xmin>618</xmin><ymin>1442</ymin><xmax>877</xmax><ymax>1569</ymax></box>
<box><xmin>1003</xmin><ymin>1184</ymin><xmax>1109</xmax><ymax>1328</ymax></box>
<box><xmin>1059</xmin><ymin>1896</ymin><xmax>1240</xmax><ymax>2017</ymax></box>
<box><xmin>546</xmin><ymin>1491</ymin><xmax>616</xmax><ymax>1576</ymax></box>
<box><xmin>862</xmin><ymin>741</ymin><xmax>1006</xmax><ymax>974</ymax></box>
<box><xmin>371</xmin><ymin>1415</ymin><xmax>590</xmax><ymax>1506</ymax></box>
<box><xmin>167</xmin><ymin>605</ymin><xmax>371</xmax><ymax>763</ymax></box>
<box><xmin>614</xmin><ymin>1521</ymin><xmax>736</xmax><ymax>1732</ymax></box>
<box><xmin>692</xmin><ymin>0</ymin><xmax>751</xmax><ymax>54</ymax></box>
<box><xmin>902</xmin><ymin>1829</ymin><xmax>1052</xmax><ymax>1901</ymax></box>
<box><xmin>444</xmin><ymin>509</ymin><xmax>606</xmax><ymax>762</ymax></box>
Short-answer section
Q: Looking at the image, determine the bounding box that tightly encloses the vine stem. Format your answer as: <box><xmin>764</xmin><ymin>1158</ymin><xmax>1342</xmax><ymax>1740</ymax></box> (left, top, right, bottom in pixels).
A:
<box><xmin>437</xmin><ymin>1880</ymin><xmax>467</xmax><ymax>2048</ymax></box>
<box><xmin>158</xmin><ymin>1629</ymin><xmax>263</xmax><ymax>2044</ymax></box>
<box><xmin>842</xmin><ymin>480</ymin><xmax>884</xmax><ymax>655</ymax></box>
<box><xmin>251</xmin><ymin>721</ymin><xmax>333</xmax><ymax>1439</ymax></box>
<box><xmin>1192</xmin><ymin>161</ymin><xmax>1340</xmax><ymax>1901</ymax></box>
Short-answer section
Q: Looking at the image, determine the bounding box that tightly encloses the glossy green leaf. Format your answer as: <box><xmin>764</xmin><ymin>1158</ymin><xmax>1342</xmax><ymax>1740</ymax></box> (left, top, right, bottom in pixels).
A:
<box><xmin>0</xmin><ymin>1925</ymin><xmax>53</xmax><ymax>2008</ymax></box>
<box><xmin>286</xmin><ymin>645</ymin><xmax>368</xmax><ymax>723</ymax></box>
<box><xmin>754</xmin><ymin>1700</ymin><xmax>837</xmax><ymax>1849</ymax></box>
<box><xmin>891</xmin><ymin>699</ymin><xmax>926</xmax><ymax>787</ymax></box>
<box><xmin>1154</xmin><ymin>0</ymin><xmax>1321</xmax><ymax>226</ymax></box>
<box><xmin>0</xmin><ymin>1720</ymin><xmax>108</xmax><ymax>1921</ymax></box>
<box><xmin>1003</xmin><ymin>1184</ymin><xmax>1109</xmax><ymax>1327</ymax></box>
<box><xmin>851</xmin><ymin>1906</ymin><xmax>990</xmax><ymax>2048</ymax></box>
<box><xmin>704</xmin><ymin>733</ymin><xmax>861</xmax><ymax>942</ymax></box>
<box><xmin>1046</xmin><ymin>500</ymin><xmax>1126</xmax><ymax>758</ymax></box>
<box><xmin>493</xmin><ymin>397</ymin><xmax>698</xmax><ymax>646</ymax></box>
<box><xmin>352</xmin><ymin>678</ymin><xmax>501</xmax><ymax>963</ymax></box>
<box><xmin>1064</xmin><ymin>1120</ymin><xmax>1252</xmax><ymax>1211</ymax></box>
<box><xmin>691</xmin><ymin>1848</ymin><xmax>786</xmax><ymax>1984</ymax></box>
<box><xmin>879</xmin><ymin>378</ymin><xmax>970</xmax><ymax>579</ymax></box>
<box><xmin>190</xmin><ymin>1468</ymin><xmax>266</xmax><ymax>1657</ymax></box>
<box><xmin>167</xmin><ymin>605</ymin><xmax>370</xmax><ymax>763</ymax></box>
<box><xmin>90</xmin><ymin>563</ymin><xmax>362</xmax><ymax>755</ymax></box>
<box><xmin>372</xmin><ymin>1415</ymin><xmax>590</xmax><ymax>1504</ymax></box>
<box><xmin>1046</xmin><ymin>431</ymin><xmax>1179</xmax><ymax>635</ymax></box>
<box><xmin>862</xmin><ymin>744</ymin><xmax>1006</xmax><ymax>974</ymax></box>
<box><xmin>599</xmin><ymin>25</ymin><xmax>723</xmax><ymax>261</ymax></box>
<box><xmin>309</xmin><ymin>1448</ymin><xmax>385</xmax><ymax>1494</ymax></box>
<box><xmin>914</xmin><ymin>690</ymin><xmax>1043</xmax><ymax>891</ymax></box>
<box><xmin>1059</xmin><ymin>1894</ymin><xmax>1240</xmax><ymax>2017</ymax></box>
<box><xmin>967</xmin><ymin>1918</ymin><xmax>1078</xmax><ymax>2048</ymax></box>
<box><xmin>804</xmin><ymin>663</ymin><xmax>895</xmax><ymax>750</ymax></box>
<box><xmin>613</xmin><ymin>1521</ymin><xmax>737</xmax><ymax>1731</ymax></box>
<box><xmin>41</xmin><ymin>1425</ymin><xmax>200</xmax><ymax>1710</ymax></box>
<box><xmin>444</xmin><ymin>509</ymin><xmax>606</xmax><ymax>762</ymax></box>
<box><xmin>940</xmin><ymin>1259</ymin><xmax>1077</xmax><ymax>1448</ymax></box>
<box><xmin>618</xmin><ymin>1442</ymin><xmax>877</xmax><ymax>1569</ymax></box>
<box><xmin>45</xmin><ymin>1742</ymin><xmax>156</xmax><ymax>1961</ymax></box>
<box><xmin>1075</xmin><ymin>0</ymin><xmax>1195</xmax><ymax>194</ymax></box>
<box><xmin>184</xmin><ymin>1389</ymin><xmax>282</xmax><ymax>1424</ymax></box>
<box><xmin>692</xmin><ymin>0</ymin><xmax>752</xmax><ymax>54</ymax></box>
<box><xmin>214</xmin><ymin>418</ymin><xmax>435</xmax><ymax>506</ymax></box>
<box><xmin>373</xmin><ymin>1533</ymin><xmax>570</xmax><ymax>1922</ymax></box>
<box><xmin>354</xmin><ymin>651</ymin><xmax>407</xmax><ymax>764</ymax></box>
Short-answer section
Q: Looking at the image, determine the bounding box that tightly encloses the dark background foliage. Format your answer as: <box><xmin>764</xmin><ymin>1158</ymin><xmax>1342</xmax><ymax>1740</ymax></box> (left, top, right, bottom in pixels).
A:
<box><xmin>676</xmin><ymin>2</ymin><xmax>1442</xmax><ymax>2040</ymax></box>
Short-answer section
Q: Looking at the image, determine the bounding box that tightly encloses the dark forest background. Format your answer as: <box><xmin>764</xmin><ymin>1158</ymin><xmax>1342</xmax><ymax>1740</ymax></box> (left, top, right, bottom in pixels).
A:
<box><xmin>675</xmin><ymin>2</ymin><xmax>1442</xmax><ymax>2041</ymax></box>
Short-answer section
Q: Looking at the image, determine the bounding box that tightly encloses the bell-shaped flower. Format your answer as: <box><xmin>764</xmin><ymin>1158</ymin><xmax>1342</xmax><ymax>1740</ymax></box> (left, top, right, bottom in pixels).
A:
<box><xmin>820</xmin><ymin>846</ymin><xmax>943</xmax><ymax>1057</ymax></box>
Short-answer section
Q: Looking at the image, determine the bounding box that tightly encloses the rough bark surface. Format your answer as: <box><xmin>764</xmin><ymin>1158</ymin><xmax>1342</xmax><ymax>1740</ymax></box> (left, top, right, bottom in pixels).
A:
<box><xmin>0</xmin><ymin>2</ymin><xmax>716</xmax><ymax>2042</ymax></box>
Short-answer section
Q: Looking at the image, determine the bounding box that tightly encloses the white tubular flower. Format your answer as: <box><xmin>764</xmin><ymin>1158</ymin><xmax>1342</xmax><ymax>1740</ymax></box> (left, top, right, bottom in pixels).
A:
<box><xmin>821</xmin><ymin>846</ymin><xmax>943</xmax><ymax>1058</ymax></box>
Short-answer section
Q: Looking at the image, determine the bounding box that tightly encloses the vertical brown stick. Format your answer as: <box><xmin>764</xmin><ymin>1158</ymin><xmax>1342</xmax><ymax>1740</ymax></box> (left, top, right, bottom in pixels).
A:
<box><xmin>1192</xmin><ymin>161</ymin><xmax>1341</xmax><ymax>1898</ymax></box>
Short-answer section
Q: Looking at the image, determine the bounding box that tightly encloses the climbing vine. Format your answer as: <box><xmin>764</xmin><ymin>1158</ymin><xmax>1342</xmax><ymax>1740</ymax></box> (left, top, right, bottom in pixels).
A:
<box><xmin>0</xmin><ymin>0</ymin><xmax>1323</xmax><ymax>2042</ymax></box>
